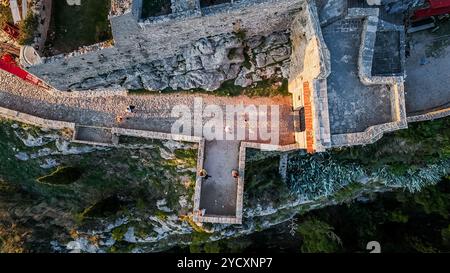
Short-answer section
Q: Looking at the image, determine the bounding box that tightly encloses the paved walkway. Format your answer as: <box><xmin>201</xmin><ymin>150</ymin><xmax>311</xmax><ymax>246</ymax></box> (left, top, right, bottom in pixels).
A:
<box><xmin>323</xmin><ymin>19</ymin><xmax>392</xmax><ymax>135</ymax></box>
<box><xmin>200</xmin><ymin>140</ymin><xmax>240</xmax><ymax>217</ymax></box>
<box><xmin>0</xmin><ymin>71</ymin><xmax>295</xmax><ymax>145</ymax></box>
<box><xmin>0</xmin><ymin>70</ymin><xmax>296</xmax><ymax>220</ymax></box>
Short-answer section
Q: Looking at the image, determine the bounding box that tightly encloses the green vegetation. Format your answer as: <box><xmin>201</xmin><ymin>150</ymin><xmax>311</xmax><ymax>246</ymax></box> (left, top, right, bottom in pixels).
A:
<box><xmin>333</xmin><ymin>182</ymin><xmax>364</xmax><ymax>203</ymax></box>
<box><xmin>128</xmin><ymin>78</ymin><xmax>290</xmax><ymax>97</ymax></box>
<box><xmin>80</xmin><ymin>195</ymin><xmax>127</xmax><ymax>219</ymax></box>
<box><xmin>174</xmin><ymin>148</ymin><xmax>198</xmax><ymax>168</ymax></box>
<box><xmin>18</xmin><ymin>12</ymin><xmax>38</xmax><ymax>45</ymax></box>
<box><xmin>0</xmin><ymin>4</ymin><xmax>13</xmax><ymax>27</ymax></box>
<box><xmin>141</xmin><ymin>0</ymin><xmax>172</xmax><ymax>18</ymax></box>
<box><xmin>244</xmin><ymin>153</ymin><xmax>291</xmax><ymax>206</ymax></box>
<box><xmin>242</xmin><ymin>46</ymin><xmax>252</xmax><ymax>69</ymax></box>
<box><xmin>37</xmin><ymin>166</ymin><xmax>82</xmax><ymax>185</ymax></box>
<box><xmin>234</xmin><ymin>117</ymin><xmax>450</xmax><ymax>253</ymax></box>
<box><xmin>212</xmin><ymin>79</ymin><xmax>289</xmax><ymax>97</ymax></box>
<box><xmin>334</xmin><ymin>117</ymin><xmax>450</xmax><ymax>171</ymax></box>
<box><xmin>0</xmin><ymin>118</ymin><xmax>197</xmax><ymax>251</ymax></box>
<box><xmin>111</xmin><ymin>225</ymin><xmax>128</xmax><ymax>241</ymax></box>
<box><xmin>296</xmin><ymin>178</ymin><xmax>450</xmax><ymax>253</ymax></box>
<box><xmin>234</xmin><ymin>29</ymin><xmax>247</xmax><ymax>41</ymax></box>
<box><xmin>155</xmin><ymin>210</ymin><xmax>168</xmax><ymax>221</ymax></box>
<box><xmin>45</xmin><ymin>0</ymin><xmax>112</xmax><ymax>55</ymax></box>
<box><xmin>296</xmin><ymin>219</ymin><xmax>342</xmax><ymax>253</ymax></box>
<box><xmin>206</xmin><ymin>177</ymin><xmax>450</xmax><ymax>253</ymax></box>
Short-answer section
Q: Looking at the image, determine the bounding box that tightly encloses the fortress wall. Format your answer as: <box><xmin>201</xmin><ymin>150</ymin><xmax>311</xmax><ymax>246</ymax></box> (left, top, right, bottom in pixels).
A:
<box><xmin>27</xmin><ymin>0</ymin><xmax>303</xmax><ymax>91</ymax></box>
<box><xmin>331</xmin><ymin>82</ymin><xmax>408</xmax><ymax>147</ymax></box>
<box><xmin>407</xmin><ymin>108</ymin><xmax>450</xmax><ymax>124</ymax></box>
<box><xmin>0</xmin><ymin>106</ymin><xmax>76</xmax><ymax>131</ymax></box>
<box><xmin>288</xmin><ymin>0</ymin><xmax>331</xmax><ymax>151</ymax></box>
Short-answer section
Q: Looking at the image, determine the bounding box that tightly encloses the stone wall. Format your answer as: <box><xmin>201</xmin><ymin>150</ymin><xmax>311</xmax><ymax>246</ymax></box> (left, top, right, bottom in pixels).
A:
<box><xmin>331</xmin><ymin>82</ymin><xmax>408</xmax><ymax>147</ymax></box>
<box><xmin>329</xmin><ymin>7</ymin><xmax>408</xmax><ymax>148</ymax></box>
<box><xmin>288</xmin><ymin>0</ymin><xmax>331</xmax><ymax>152</ymax></box>
<box><xmin>0</xmin><ymin>106</ymin><xmax>75</xmax><ymax>131</ymax></box>
<box><xmin>27</xmin><ymin>0</ymin><xmax>304</xmax><ymax>91</ymax></box>
<box><xmin>407</xmin><ymin>108</ymin><xmax>450</xmax><ymax>123</ymax></box>
<box><xmin>33</xmin><ymin>0</ymin><xmax>52</xmax><ymax>54</ymax></box>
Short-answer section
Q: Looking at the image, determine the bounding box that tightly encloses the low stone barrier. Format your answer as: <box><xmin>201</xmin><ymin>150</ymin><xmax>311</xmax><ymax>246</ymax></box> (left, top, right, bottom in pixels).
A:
<box><xmin>111</xmin><ymin>127</ymin><xmax>202</xmax><ymax>143</ymax></box>
<box><xmin>407</xmin><ymin>107</ymin><xmax>450</xmax><ymax>123</ymax></box>
<box><xmin>0</xmin><ymin>106</ymin><xmax>75</xmax><ymax>131</ymax></box>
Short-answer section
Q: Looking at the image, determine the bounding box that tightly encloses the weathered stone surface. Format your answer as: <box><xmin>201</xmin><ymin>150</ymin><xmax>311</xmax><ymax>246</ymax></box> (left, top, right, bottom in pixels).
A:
<box><xmin>27</xmin><ymin>0</ymin><xmax>303</xmax><ymax>91</ymax></box>
<box><xmin>234</xmin><ymin>67</ymin><xmax>253</xmax><ymax>87</ymax></box>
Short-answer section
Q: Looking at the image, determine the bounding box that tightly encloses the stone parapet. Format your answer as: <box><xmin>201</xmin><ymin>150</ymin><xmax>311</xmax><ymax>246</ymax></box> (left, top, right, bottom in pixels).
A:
<box><xmin>407</xmin><ymin>108</ymin><xmax>450</xmax><ymax>123</ymax></box>
<box><xmin>28</xmin><ymin>0</ymin><xmax>303</xmax><ymax>91</ymax></box>
<box><xmin>331</xmin><ymin>82</ymin><xmax>408</xmax><ymax>147</ymax></box>
<box><xmin>0</xmin><ymin>106</ymin><xmax>75</xmax><ymax>131</ymax></box>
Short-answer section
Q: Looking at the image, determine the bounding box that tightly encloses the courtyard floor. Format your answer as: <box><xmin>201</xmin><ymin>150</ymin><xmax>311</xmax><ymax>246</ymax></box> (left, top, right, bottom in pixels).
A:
<box><xmin>199</xmin><ymin>140</ymin><xmax>240</xmax><ymax>216</ymax></box>
<box><xmin>323</xmin><ymin>18</ymin><xmax>392</xmax><ymax>135</ymax></box>
<box><xmin>45</xmin><ymin>0</ymin><xmax>112</xmax><ymax>55</ymax></box>
<box><xmin>405</xmin><ymin>21</ymin><xmax>450</xmax><ymax>114</ymax></box>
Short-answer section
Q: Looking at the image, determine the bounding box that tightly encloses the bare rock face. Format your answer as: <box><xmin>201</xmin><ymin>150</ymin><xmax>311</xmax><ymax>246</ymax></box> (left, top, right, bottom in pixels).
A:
<box><xmin>234</xmin><ymin>31</ymin><xmax>292</xmax><ymax>88</ymax></box>
<box><xmin>55</xmin><ymin>31</ymin><xmax>291</xmax><ymax>92</ymax></box>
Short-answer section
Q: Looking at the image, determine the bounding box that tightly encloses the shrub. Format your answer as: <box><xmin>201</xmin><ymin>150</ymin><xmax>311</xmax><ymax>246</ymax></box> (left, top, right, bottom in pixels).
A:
<box><xmin>18</xmin><ymin>11</ymin><xmax>38</xmax><ymax>45</ymax></box>
<box><xmin>0</xmin><ymin>4</ymin><xmax>13</xmax><ymax>27</ymax></box>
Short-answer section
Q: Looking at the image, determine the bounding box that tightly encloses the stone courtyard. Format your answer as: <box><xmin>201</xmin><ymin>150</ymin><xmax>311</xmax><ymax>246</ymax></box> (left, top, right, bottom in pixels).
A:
<box><xmin>323</xmin><ymin>19</ymin><xmax>393</xmax><ymax>135</ymax></box>
<box><xmin>1</xmin><ymin>0</ymin><xmax>449</xmax><ymax>225</ymax></box>
<box><xmin>405</xmin><ymin>20</ymin><xmax>450</xmax><ymax>115</ymax></box>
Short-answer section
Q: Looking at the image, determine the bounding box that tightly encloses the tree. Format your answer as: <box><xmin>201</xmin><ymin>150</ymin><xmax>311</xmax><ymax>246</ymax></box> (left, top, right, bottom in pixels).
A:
<box><xmin>441</xmin><ymin>225</ymin><xmax>450</xmax><ymax>247</ymax></box>
<box><xmin>297</xmin><ymin>218</ymin><xmax>342</xmax><ymax>253</ymax></box>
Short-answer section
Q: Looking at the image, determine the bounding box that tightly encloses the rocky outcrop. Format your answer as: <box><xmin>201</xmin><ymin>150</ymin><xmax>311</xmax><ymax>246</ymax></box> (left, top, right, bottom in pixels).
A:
<box><xmin>60</xmin><ymin>31</ymin><xmax>292</xmax><ymax>92</ymax></box>
<box><xmin>28</xmin><ymin>0</ymin><xmax>303</xmax><ymax>92</ymax></box>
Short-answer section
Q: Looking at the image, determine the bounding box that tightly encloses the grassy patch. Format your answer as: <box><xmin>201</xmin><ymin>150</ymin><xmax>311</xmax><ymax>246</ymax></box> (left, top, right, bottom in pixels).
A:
<box><xmin>45</xmin><ymin>0</ymin><xmax>112</xmax><ymax>55</ymax></box>
<box><xmin>174</xmin><ymin>148</ymin><xmax>198</xmax><ymax>168</ymax></box>
<box><xmin>0</xmin><ymin>119</ymin><xmax>196</xmax><ymax>219</ymax></box>
<box><xmin>111</xmin><ymin>225</ymin><xmax>128</xmax><ymax>241</ymax></box>
<box><xmin>333</xmin><ymin>182</ymin><xmax>364</xmax><ymax>203</ymax></box>
<box><xmin>128</xmin><ymin>78</ymin><xmax>289</xmax><ymax>97</ymax></box>
<box><xmin>155</xmin><ymin>210</ymin><xmax>168</xmax><ymax>221</ymax></box>
<box><xmin>209</xmin><ymin>79</ymin><xmax>289</xmax><ymax>97</ymax></box>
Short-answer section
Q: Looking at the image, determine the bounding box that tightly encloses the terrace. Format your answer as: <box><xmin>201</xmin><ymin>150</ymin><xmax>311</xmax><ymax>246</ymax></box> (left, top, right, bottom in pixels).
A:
<box><xmin>140</xmin><ymin>0</ymin><xmax>172</xmax><ymax>19</ymax></box>
<box><xmin>323</xmin><ymin>19</ymin><xmax>393</xmax><ymax>135</ymax></box>
<box><xmin>405</xmin><ymin>20</ymin><xmax>450</xmax><ymax>115</ymax></box>
<box><xmin>44</xmin><ymin>0</ymin><xmax>112</xmax><ymax>56</ymax></box>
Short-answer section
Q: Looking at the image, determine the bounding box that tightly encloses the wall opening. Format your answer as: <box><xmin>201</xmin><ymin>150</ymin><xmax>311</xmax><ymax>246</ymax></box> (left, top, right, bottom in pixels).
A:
<box><xmin>200</xmin><ymin>0</ymin><xmax>232</xmax><ymax>8</ymax></box>
<box><xmin>44</xmin><ymin>0</ymin><xmax>112</xmax><ymax>56</ymax></box>
<box><xmin>141</xmin><ymin>0</ymin><xmax>172</xmax><ymax>19</ymax></box>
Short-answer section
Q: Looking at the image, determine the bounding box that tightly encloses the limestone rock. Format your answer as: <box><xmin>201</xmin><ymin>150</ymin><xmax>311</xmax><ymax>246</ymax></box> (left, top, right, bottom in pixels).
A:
<box><xmin>235</xmin><ymin>67</ymin><xmax>253</xmax><ymax>87</ymax></box>
<box><xmin>141</xmin><ymin>72</ymin><xmax>169</xmax><ymax>91</ymax></box>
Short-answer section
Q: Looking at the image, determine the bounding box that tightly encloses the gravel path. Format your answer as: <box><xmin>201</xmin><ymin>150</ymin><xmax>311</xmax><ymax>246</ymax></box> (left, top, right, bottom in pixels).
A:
<box><xmin>0</xmin><ymin>71</ymin><xmax>295</xmax><ymax>145</ymax></box>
